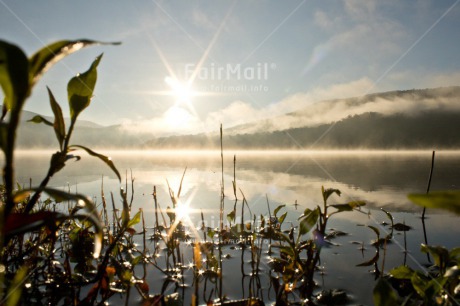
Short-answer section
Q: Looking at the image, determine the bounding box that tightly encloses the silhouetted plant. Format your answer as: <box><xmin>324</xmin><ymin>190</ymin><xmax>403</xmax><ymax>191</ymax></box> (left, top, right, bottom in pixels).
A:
<box><xmin>267</xmin><ymin>187</ymin><xmax>365</xmax><ymax>303</ymax></box>
<box><xmin>372</xmin><ymin>192</ymin><xmax>460</xmax><ymax>306</ymax></box>
<box><xmin>0</xmin><ymin>38</ymin><xmax>128</xmax><ymax>305</ymax></box>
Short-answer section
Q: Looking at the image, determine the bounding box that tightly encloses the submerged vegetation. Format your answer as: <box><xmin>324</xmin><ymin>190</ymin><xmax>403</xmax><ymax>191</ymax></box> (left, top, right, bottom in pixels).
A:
<box><xmin>1</xmin><ymin>38</ymin><xmax>460</xmax><ymax>305</ymax></box>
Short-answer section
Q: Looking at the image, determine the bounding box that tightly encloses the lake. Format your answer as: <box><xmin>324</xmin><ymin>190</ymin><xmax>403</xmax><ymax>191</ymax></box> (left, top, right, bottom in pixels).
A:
<box><xmin>10</xmin><ymin>150</ymin><xmax>460</xmax><ymax>305</ymax></box>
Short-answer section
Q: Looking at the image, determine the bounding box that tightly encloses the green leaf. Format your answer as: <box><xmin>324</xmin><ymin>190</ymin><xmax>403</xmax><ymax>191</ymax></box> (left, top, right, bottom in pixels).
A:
<box><xmin>47</xmin><ymin>87</ymin><xmax>65</xmax><ymax>149</ymax></box>
<box><xmin>131</xmin><ymin>255</ymin><xmax>143</xmax><ymax>266</ymax></box>
<box><xmin>373</xmin><ymin>278</ymin><xmax>399</xmax><ymax>306</ymax></box>
<box><xmin>27</xmin><ymin>115</ymin><xmax>53</xmax><ymax>126</ymax></box>
<box><xmin>408</xmin><ymin>191</ymin><xmax>460</xmax><ymax>215</ymax></box>
<box><xmin>411</xmin><ymin>272</ymin><xmax>427</xmax><ymax>298</ymax></box>
<box><xmin>122</xmin><ymin>270</ymin><xmax>132</xmax><ymax>282</ymax></box>
<box><xmin>207</xmin><ymin>228</ymin><xmax>215</xmax><ymax>239</ymax></box>
<box><xmin>120</xmin><ymin>188</ymin><xmax>130</xmax><ymax>228</ymax></box>
<box><xmin>166</xmin><ymin>206</ymin><xmax>175</xmax><ymax>224</ymax></box>
<box><xmin>331</xmin><ymin>201</ymin><xmax>366</xmax><ymax>212</ymax></box>
<box><xmin>227</xmin><ymin>209</ymin><xmax>236</xmax><ymax>224</ymax></box>
<box><xmin>322</xmin><ymin>187</ymin><xmax>341</xmax><ymax>203</ymax></box>
<box><xmin>274</xmin><ymin>204</ymin><xmax>285</xmax><ymax>217</ymax></box>
<box><xmin>390</xmin><ymin>265</ymin><xmax>414</xmax><ymax>279</ymax></box>
<box><xmin>67</xmin><ymin>54</ymin><xmax>102</xmax><ymax>122</ymax></box>
<box><xmin>6</xmin><ymin>265</ymin><xmax>28</xmax><ymax>306</ymax></box>
<box><xmin>278</xmin><ymin>211</ymin><xmax>287</xmax><ymax>225</ymax></box>
<box><xmin>409</xmin><ymin>272</ymin><xmax>446</xmax><ymax>300</ymax></box>
<box><xmin>0</xmin><ymin>40</ymin><xmax>29</xmax><ymax>112</ymax></box>
<box><xmin>29</xmin><ymin>39</ymin><xmax>120</xmax><ymax>87</ymax></box>
<box><xmin>127</xmin><ymin>210</ymin><xmax>142</xmax><ymax>228</ymax></box>
<box><xmin>298</xmin><ymin>207</ymin><xmax>319</xmax><ymax>236</ymax></box>
<box><xmin>425</xmin><ymin>277</ymin><xmax>447</xmax><ymax>298</ymax></box>
<box><xmin>69</xmin><ymin>145</ymin><xmax>121</xmax><ymax>181</ymax></box>
<box><xmin>421</xmin><ymin>244</ymin><xmax>449</xmax><ymax>270</ymax></box>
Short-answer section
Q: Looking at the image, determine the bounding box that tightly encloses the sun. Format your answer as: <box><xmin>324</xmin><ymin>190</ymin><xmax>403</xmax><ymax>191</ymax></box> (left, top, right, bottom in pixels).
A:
<box><xmin>165</xmin><ymin>76</ymin><xmax>194</xmax><ymax>104</ymax></box>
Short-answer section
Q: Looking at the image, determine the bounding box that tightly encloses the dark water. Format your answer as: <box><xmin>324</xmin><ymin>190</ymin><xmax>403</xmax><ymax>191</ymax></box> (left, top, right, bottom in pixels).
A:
<box><xmin>10</xmin><ymin>150</ymin><xmax>460</xmax><ymax>305</ymax></box>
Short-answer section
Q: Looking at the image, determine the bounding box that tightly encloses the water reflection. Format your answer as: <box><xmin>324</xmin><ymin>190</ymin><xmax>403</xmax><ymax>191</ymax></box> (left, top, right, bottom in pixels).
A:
<box><xmin>12</xmin><ymin>150</ymin><xmax>460</xmax><ymax>213</ymax></box>
<box><xmin>7</xmin><ymin>150</ymin><xmax>460</xmax><ymax>305</ymax></box>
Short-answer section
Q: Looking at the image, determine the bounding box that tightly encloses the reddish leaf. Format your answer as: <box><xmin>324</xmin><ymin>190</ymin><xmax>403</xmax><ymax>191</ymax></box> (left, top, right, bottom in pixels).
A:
<box><xmin>4</xmin><ymin>211</ymin><xmax>63</xmax><ymax>236</ymax></box>
<box><xmin>126</xmin><ymin>227</ymin><xmax>136</xmax><ymax>235</ymax></box>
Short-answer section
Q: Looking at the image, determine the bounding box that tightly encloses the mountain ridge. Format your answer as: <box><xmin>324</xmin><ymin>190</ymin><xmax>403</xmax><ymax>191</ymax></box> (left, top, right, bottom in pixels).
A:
<box><xmin>226</xmin><ymin>86</ymin><xmax>460</xmax><ymax>135</ymax></box>
<box><xmin>9</xmin><ymin>86</ymin><xmax>460</xmax><ymax>149</ymax></box>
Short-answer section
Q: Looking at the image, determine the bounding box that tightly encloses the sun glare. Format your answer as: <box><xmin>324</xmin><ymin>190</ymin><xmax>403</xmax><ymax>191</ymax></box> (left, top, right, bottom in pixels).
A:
<box><xmin>164</xmin><ymin>106</ymin><xmax>192</xmax><ymax>129</ymax></box>
<box><xmin>175</xmin><ymin>200</ymin><xmax>192</xmax><ymax>222</ymax></box>
<box><xmin>165</xmin><ymin>77</ymin><xmax>194</xmax><ymax>104</ymax></box>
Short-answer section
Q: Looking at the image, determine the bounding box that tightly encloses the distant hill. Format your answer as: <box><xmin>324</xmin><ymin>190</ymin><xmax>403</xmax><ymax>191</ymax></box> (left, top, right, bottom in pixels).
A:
<box><xmin>9</xmin><ymin>86</ymin><xmax>460</xmax><ymax>149</ymax></box>
<box><xmin>144</xmin><ymin>110</ymin><xmax>460</xmax><ymax>149</ymax></box>
<box><xmin>226</xmin><ymin>86</ymin><xmax>460</xmax><ymax>135</ymax></box>
<box><xmin>144</xmin><ymin>86</ymin><xmax>460</xmax><ymax>149</ymax></box>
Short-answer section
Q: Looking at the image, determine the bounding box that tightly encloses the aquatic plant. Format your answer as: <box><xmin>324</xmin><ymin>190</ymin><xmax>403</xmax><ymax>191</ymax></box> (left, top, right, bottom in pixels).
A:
<box><xmin>267</xmin><ymin>187</ymin><xmax>365</xmax><ymax>303</ymax></box>
<box><xmin>0</xmin><ymin>38</ymin><xmax>125</xmax><ymax>305</ymax></box>
<box><xmin>373</xmin><ymin>151</ymin><xmax>460</xmax><ymax>306</ymax></box>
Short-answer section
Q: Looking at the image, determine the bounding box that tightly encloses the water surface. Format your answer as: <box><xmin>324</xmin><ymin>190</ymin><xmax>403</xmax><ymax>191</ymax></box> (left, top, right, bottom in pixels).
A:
<box><xmin>10</xmin><ymin>150</ymin><xmax>460</xmax><ymax>305</ymax></box>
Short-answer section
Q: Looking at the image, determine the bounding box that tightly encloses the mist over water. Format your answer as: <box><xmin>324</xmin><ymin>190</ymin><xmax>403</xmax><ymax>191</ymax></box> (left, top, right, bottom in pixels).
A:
<box><xmin>13</xmin><ymin>150</ymin><xmax>460</xmax><ymax>209</ymax></box>
<box><xmin>11</xmin><ymin>150</ymin><xmax>460</xmax><ymax>225</ymax></box>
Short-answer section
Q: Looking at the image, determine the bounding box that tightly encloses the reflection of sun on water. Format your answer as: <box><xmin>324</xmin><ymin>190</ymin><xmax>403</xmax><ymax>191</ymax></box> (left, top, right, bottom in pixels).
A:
<box><xmin>175</xmin><ymin>200</ymin><xmax>192</xmax><ymax>222</ymax></box>
<box><xmin>166</xmin><ymin>188</ymin><xmax>202</xmax><ymax>240</ymax></box>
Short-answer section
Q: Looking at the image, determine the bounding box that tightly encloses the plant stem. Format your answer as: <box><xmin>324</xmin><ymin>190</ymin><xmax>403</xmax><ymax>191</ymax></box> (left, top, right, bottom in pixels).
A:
<box><xmin>422</xmin><ymin>150</ymin><xmax>436</xmax><ymax>219</ymax></box>
<box><xmin>422</xmin><ymin>150</ymin><xmax>435</xmax><ymax>263</ymax></box>
<box><xmin>4</xmin><ymin>105</ymin><xmax>23</xmax><ymax>216</ymax></box>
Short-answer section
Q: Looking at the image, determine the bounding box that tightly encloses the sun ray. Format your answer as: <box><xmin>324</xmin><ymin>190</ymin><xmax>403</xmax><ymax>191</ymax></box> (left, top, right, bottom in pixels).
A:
<box><xmin>187</xmin><ymin>1</ymin><xmax>236</xmax><ymax>85</ymax></box>
<box><xmin>146</xmin><ymin>33</ymin><xmax>178</xmax><ymax>81</ymax></box>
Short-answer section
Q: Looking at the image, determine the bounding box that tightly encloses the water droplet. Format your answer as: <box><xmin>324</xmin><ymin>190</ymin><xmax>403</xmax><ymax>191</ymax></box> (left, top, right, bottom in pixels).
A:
<box><xmin>77</xmin><ymin>199</ymin><xmax>85</xmax><ymax>208</ymax></box>
<box><xmin>123</xmin><ymin>261</ymin><xmax>132</xmax><ymax>269</ymax></box>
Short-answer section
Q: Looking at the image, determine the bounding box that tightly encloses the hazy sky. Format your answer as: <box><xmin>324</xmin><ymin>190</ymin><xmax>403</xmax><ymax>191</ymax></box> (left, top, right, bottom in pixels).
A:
<box><xmin>1</xmin><ymin>0</ymin><xmax>460</xmax><ymax>135</ymax></box>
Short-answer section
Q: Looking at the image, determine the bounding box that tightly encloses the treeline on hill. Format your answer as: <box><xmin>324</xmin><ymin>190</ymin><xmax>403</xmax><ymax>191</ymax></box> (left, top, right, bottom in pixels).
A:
<box><xmin>144</xmin><ymin>110</ymin><xmax>460</xmax><ymax>149</ymax></box>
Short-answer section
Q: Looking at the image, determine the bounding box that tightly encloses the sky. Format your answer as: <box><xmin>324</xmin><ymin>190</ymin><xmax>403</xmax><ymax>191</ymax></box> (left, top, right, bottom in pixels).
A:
<box><xmin>1</xmin><ymin>0</ymin><xmax>460</xmax><ymax>136</ymax></box>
